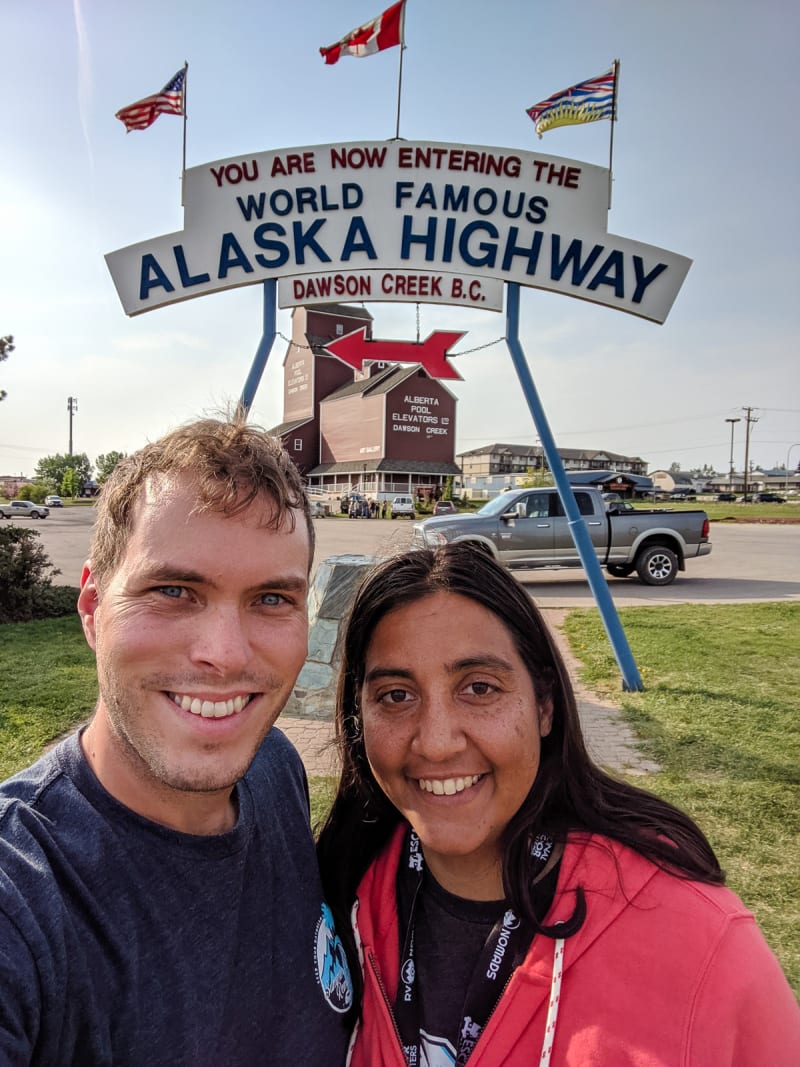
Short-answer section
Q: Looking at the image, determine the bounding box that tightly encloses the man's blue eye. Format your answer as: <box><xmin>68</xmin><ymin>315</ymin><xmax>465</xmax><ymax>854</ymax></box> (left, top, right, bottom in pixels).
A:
<box><xmin>159</xmin><ymin>586</ymin><xmax>184</xmax><ymax>599</ymax></box>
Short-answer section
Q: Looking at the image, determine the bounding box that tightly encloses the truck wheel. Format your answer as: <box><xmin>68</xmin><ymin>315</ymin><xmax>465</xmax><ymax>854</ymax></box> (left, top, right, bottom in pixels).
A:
<box><xmin>636</xmin><ymin>545</ymin><xmax>678</xmax><ymax>586</ymax></box>
<box><xmin>607</xmin><ymin>563</ymin><xmax>635</xmax><ymax>579</ymax></box>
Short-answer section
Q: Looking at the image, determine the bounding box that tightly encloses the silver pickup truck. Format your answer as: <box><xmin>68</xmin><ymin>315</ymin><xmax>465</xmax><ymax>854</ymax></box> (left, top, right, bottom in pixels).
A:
<box><xmin>412</xmin><ymin>487</ymin><xmax>711</xmax><ymax>586</ymax></box>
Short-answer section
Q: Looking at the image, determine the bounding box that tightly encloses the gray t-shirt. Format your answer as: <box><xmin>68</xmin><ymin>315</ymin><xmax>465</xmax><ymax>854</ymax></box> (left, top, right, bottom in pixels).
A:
<box><xmin>0</xmin><ymin>728</ymin><xmax>352</xmax><ymax>1066</ymax></box>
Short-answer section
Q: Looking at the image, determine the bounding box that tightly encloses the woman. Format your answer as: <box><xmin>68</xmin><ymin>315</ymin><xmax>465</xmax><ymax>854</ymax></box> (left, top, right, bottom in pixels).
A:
<box><xmin>317</xmin><ymin>542</ymin><xmax>799</xmax><ymax>1066</ymax></box>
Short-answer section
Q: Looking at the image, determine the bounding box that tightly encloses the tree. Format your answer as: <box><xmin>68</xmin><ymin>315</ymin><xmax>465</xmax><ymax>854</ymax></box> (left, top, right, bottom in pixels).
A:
<box><xmin>35</xmin><ymin>453</ymin><xmax>92</xmax><ymax>493</ymax></box>
<box><xmin>61</xmin><ymin>468</ymin><xmax>79</xmax><ymax>498</ymax></box>
<box><xmin>0</xmin><ymin>335</ymin><xmax>13</xmax><ymax>402</ymax></box>
<box><xmin>519</xmin><ymin>465</ymin><xmax>554</xmax><ymax>489</ymax></box>
<box><xmin>17</xmin><ymin>482</ymin><xmax>49</xmax><ymax>504</ymax></box>
<box><xmin>95</xmin><ymin>450</ymin><xmax>127</xmax><ymax>484</ymax></box>
<box><xmin>0</xmin><ymin>525</ymin><xmax>58</xmax><ymax>623</ymax></box>
<box><xmin>668</xmin><ymin>462</ymin><xmax>682</xmax><ymax>474</ymax></box>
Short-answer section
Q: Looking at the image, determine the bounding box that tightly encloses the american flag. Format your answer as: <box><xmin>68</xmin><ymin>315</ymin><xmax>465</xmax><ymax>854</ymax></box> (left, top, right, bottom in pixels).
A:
<box><xmin>115</xmin><ymin>66</ymin><xmax>186</xmax><ymax>133</ymax></box>
<box><xmin>526</xmin><ymin>66</ymin><xmax>617</xmax><ymax>139</ymax></box>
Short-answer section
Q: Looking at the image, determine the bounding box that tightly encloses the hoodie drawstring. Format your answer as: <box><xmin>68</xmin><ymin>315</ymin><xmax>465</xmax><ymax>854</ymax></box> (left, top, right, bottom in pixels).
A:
<box><xmin>538</xmin><ymin>938</ymin><xmax>565</xmax><ymax>1067</ymax></box>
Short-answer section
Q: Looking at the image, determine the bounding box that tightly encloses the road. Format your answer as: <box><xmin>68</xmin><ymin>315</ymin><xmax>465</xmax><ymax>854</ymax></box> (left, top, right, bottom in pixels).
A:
<box><xmin>16</xmin><ymin>507</ymin><xmax>800</xmax><ymax>607</ymax></box>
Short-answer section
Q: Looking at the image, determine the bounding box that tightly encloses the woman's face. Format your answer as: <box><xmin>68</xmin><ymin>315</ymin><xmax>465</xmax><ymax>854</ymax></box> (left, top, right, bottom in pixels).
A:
<box><xmin>360</xmin><ymin>591</ymin><xmax>552</xmax><ymax>899</ymax></box>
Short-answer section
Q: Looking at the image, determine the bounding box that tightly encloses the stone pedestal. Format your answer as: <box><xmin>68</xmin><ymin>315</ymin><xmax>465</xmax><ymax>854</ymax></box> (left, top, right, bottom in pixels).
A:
<box><xmin>284</xmin><ymin>554</ymin><xmax>377</xmax><ymax>721</ymax></box>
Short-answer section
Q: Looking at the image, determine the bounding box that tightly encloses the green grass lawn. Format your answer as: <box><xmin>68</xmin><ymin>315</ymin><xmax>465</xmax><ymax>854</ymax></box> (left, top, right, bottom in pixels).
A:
<box><xmin>640</xmin><ymin>499</ymin><xmax>799</xmax><ymax>522</ymax></box>
<box><xmin>563</xmin><ymin>602</ymin><xmax>799</xmax><ymax>993</ymax></box>
<box><xmin>2</xmin><ymin>605</ymin><xmax>797</xmax><ymax>993</ymax></box>
<box><xmin>0</xmin><ymin>617</ymin><xmax>96</xmax><ymax>778</ymax></box>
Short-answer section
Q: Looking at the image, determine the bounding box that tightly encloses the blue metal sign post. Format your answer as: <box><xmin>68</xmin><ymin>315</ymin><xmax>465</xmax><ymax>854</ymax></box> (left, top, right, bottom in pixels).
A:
<box><xmin>239</xmin><ymin>279</ymin><xmax>277</xmax><ymax>415</ymax></box>
<box><xmin>505</xmin><ymin>283</ymin><xmax>643</xmax><ymax>691</ymax></box>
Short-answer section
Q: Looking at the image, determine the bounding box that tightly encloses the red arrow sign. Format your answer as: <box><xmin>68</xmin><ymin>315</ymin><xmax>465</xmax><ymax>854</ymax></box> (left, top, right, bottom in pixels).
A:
<box><xmin>324</xmin><ymin>328</ymin><xmax>465</xmax><ymax>381</ymax></box>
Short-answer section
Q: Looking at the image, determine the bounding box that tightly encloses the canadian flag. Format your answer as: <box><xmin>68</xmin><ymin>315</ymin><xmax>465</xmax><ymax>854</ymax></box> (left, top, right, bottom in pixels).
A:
<box><xmin>320</xmin><ymin>1</ymin><xmax>405</xmax><ymax>65</ymax></box>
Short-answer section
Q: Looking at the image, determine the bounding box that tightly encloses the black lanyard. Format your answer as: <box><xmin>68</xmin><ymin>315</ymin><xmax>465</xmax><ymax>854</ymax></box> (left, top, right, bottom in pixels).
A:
<box><xmin>393</xmin><ymin>828</ymin><xmax>554</xmax><ymax>1066</ymax></box>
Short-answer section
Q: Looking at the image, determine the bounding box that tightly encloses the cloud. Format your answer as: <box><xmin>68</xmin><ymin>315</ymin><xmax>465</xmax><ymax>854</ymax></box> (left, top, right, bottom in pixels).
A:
<box><xmin>72</xmin><ymin>0</ymin><xmax>94</xmax><ymax>172</ymax></box>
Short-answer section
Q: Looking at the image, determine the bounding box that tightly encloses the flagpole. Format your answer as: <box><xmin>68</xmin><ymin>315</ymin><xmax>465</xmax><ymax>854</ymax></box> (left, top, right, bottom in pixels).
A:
<box><xmin>394</xmin><ymin>43</ymin><xmax>405</xmax><ymax>138</ymax></box>
<box><xmin>607</xmin><ymin>58</ymin><xmax>619</xmax><ymax>210</ymax></box>
<box><xmin>181</xmin><ymin>61</ymin><xmax>188</xmax><ymax>206</ymax></box>
<box><xmin>393</xmin><ymin>0</ymin><xmax>407</xmax><ymax>138</ymax></box>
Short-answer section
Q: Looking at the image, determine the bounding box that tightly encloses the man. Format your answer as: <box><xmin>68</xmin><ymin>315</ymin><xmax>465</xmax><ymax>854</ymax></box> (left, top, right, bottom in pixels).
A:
<box><xmin>0</xmin><ymin>418</ymin><xmax>353</xmax><ymax>1065</ymax></box>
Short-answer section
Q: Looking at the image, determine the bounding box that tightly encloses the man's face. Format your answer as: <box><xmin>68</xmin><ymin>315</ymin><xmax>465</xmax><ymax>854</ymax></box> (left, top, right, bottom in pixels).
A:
<box><xmin>78</xmin><ymin>475</ymin><xmax>310</xmax><ymax>826</ymax></box>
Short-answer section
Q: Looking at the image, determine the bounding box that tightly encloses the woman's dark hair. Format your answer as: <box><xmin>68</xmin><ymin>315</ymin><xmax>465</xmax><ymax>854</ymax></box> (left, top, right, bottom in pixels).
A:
<box><xmin>316</xmin><ymin>542</ymin><xmax>723</xmax><ymax>1005</ymax></box>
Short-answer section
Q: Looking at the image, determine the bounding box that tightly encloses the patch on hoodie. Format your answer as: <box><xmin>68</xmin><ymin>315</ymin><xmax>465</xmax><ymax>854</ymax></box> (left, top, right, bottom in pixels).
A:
<box><xmin>314</xmin><ymin>903</ymin><xmax>353</xmax><ymax>1013</ymax></box>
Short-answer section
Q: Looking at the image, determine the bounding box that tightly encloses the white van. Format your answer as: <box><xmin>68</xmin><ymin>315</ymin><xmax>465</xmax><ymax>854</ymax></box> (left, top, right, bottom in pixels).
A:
<box><xmin>391</xmin><ymin>495</ymin><xmax>416</xmax><ymax>519</ymax></box>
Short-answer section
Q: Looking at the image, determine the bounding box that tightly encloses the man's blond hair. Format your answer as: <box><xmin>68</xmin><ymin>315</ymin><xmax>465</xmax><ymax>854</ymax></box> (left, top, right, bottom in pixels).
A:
<box><xmin>90</xmin><ymin>417</ymin><xmax>313</xmax><ymax>585</ymax></box>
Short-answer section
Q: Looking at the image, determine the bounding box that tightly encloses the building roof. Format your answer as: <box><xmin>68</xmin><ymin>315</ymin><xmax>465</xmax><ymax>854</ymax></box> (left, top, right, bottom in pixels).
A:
<box><xmin>457</xmin><ymin>442</ymin><xmax>644</xmax><ymax>464</ymax></box>
<box><xmin>269</xmin><ymin>416</ymin><xmax>313</xmax><ymax>438</ymax></box>
<box><xmin>649</xmin><ymin>469</ymin><xmax>695</xmax><ymax>486</ymax></box>
<box><xmin>322</xmin><ymin>364</ymin><xmax>459</xmax><ymax>403</ymax></box>
<box><xmin>567</xmin><ymin>470</ymin><xmax>654</xmax><ymax>489</ymax></box>
<box><xmin>293</xmin><ymin>302</ymin><xmax>373</xmax><ymax>322</ymax></box>
<box><xmin>322</xmin><ymin>364</ymin><xmax>403</xmax><ymax>401</ymax></box>
<box><xmin>458</xmin><ymin>442</ymin><xmax>538</xmax><ymax>458</ymax></box>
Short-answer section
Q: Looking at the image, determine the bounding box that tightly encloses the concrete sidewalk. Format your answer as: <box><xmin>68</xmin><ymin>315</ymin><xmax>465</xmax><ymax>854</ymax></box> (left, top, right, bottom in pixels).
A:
<box><xmin>280</xmin><ymin>609</ymin><xmax>659</xmax><ymax>779</ymax></box>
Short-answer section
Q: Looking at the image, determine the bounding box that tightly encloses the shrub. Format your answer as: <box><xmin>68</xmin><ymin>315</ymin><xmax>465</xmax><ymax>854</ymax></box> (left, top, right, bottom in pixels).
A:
<box><xmin>0</xmin><ymin>526</ymin><xmax>73</xmax><ymax>624</ymax></box>
<box><xmin>30</xmin><ymin>584</ymin><xmax>80</xmax><ymax>620</ymax></box>
<box><xmin>17</xmin><ymin>482</ymin><xmax>51</xmax><ymax>504</ymax></box>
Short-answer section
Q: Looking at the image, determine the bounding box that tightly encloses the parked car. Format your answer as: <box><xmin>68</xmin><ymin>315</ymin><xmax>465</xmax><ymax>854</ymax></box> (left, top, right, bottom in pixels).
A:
<box><xmin>744</xmin><ymin>492</ymin><xmax>785</xmax><ymax>503</ymax></box>
<box><xmin>716</xmin><ymin>492</ymin><xmax>738</xmax><ymax>502</ymax></box>
<box><xmin>412</xmin><ymin>486</ymin><xmax>711</xmax><ymax>586</ymax></box>
<box><xmin>0</xmin><ymin>500</ymin><xmax>49</xmax><ymax>519</ymax></box>
<box><xmin>669</xmin><ymin>489</ymin><xmax>696</xmax><ymax>500</ymax></box>
<box><xmin>390</xmin><ymin>495</ymin><xmax>416</xmax><ymax>519</ymax></box>
<box><xmin>44</xmin><ymin>495</ymin><xmax>64</xmax><ymax>507</ymax></box>
<box><xmin>432</xmin><ymin>500</ymin><xmax>457</xmax><ymax>516</ymax></box>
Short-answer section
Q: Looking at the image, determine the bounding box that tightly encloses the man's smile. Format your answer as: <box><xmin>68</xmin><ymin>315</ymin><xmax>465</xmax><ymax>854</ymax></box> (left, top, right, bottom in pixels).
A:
<box><xmin>168</xmin><ymin>692</ymin><xmax>255</xmax><ymax>719</ymax></box>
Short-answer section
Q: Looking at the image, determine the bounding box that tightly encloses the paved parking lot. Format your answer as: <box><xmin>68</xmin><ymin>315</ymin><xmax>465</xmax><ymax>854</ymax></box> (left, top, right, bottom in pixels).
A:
<box><xmin>27</xmin><ymin>507</ymin><xmax>800</xmax><ymax>606</ymax></box>
<box><xmin>15</xmin><ymin>507</ymin><xmax>798</xmax><ymax>777</ymax></box>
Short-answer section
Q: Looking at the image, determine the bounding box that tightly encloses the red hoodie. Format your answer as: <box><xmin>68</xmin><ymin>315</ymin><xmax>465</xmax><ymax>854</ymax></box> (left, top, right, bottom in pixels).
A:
<box><xmin>347</xmin><ymin>827</ymin><xmax>800</xmax><ymax>1066</ymax></box>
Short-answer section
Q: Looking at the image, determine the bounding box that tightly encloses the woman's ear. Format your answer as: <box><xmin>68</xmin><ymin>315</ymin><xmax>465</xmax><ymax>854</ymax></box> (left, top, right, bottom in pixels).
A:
<box><xmin>539</xmin><ymin>698</ymin><xmax>554</xmax><ymax>738</ymax></box>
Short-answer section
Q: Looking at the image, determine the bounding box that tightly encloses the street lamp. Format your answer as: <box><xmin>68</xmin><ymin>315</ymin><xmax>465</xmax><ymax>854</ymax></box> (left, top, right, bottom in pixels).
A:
<box><xmin>725</xmin><ymin>417</ymin><xmax>740</xmax><ymax>492</ymax></box>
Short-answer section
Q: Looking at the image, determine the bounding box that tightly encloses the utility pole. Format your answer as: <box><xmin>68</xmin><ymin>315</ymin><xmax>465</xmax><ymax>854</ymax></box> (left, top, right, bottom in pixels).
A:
<box><xmin>67</xmin><ymin>396</ymin><xmax>78</xmax><ymax>456</ymax></box>
<box><xmin>742</xmin><ymin>407</ymin><xmax>758</xmax><ymax>499</ymax></box>
<box><xmin>725</xmin><ymin>417</ymin><xmax>741</xmax><ymax>491</ymax></box>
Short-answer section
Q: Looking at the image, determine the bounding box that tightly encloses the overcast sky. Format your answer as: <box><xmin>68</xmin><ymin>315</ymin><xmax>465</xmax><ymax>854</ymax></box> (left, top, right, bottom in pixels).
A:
<box><xmin>1</xmin><ymin>0</ymin><xmax>798</xmax><ymax>479</ymax></box>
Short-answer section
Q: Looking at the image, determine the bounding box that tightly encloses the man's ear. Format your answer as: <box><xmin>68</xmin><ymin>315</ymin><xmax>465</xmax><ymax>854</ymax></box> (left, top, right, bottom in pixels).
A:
<box><xmin>77</xmin><ymin>562</ymin><xmax>99</xmax><ymax>651</ymax></box>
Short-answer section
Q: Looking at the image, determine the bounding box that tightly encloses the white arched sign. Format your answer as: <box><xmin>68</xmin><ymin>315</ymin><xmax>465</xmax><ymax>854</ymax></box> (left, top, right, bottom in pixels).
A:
<box><xmin>106</xmin><ymin>140</ymin><xmax>690</xmax><ymax>323</ymax></box>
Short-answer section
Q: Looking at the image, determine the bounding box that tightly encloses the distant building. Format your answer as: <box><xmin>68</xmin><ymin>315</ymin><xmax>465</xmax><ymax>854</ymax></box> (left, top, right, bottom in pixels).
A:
<box><xmin>458</xmin><ymin>442</ymin><xmax>650</xmax><ymax>498</ymax></box>
<box><xmin>0</xmin><ymin>475</ymin><xmax>32</xmax><ymax>498</ymax></box>
<box><xmin>648</xmin><ymin>469</ymin><xmax>700</xmax><ymax>495</ymax></box>
<box><xmin>269</xmin><ymin>304</ymin><xmax>461</xmax><ymax>500</ymax></box>
<box><xmin>704</xmin><ymin>467</ymin><xmax>800</xmax><ymax>494</ymax></box>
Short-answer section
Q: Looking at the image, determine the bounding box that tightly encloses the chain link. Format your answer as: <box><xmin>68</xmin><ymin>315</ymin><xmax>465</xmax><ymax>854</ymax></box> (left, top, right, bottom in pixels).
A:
<box><xmin>275</xmin><ymin>331</ymin><xmax>506</xmax><ymax>358</ymax></box>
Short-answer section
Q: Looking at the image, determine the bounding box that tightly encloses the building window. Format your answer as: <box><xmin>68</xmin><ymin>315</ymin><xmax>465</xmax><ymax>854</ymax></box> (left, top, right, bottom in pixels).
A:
<box><xmin>293</xmin><ymin>439</ymin><xmax>302</xmax><ymax>451</ymax></box>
